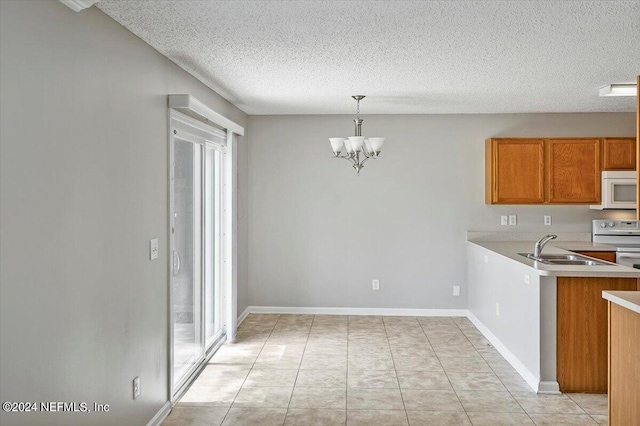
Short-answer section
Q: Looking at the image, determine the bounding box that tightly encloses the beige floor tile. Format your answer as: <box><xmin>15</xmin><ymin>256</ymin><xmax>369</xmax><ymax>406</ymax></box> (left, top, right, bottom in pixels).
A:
<box><xmin>406</xmin><ymin>410</ymin><xmax>471</xmax><ymax>426</ymax></box>
<box><xmin>254</xmin><ymin>353</ymin><xmax>303</xmax><ymax>369</ymax></box>
<box><xmin>567</xmin><ymin>393</ymin><xmax>608</xmax><ymax>415</ymax></box>
<box><xmin>197</xmin><ymin>365</ymin><xmax>251</xmax><ymax>384</ymax></box>
<box><xmin>348</xmin><ymin>315</ymin><xmax>383</xmax><ymax>324</ymax></box>
<box><xmin>439</xmin><ymin>356</ymin><xmax>492</xmax><ymax>373</ymax></box>
<box><xmin>512</xmin><ymin>392</ymin><xmax>586</xmax><ymax>415</ymax></box>
<box><xmin>285</xmin><ymin>408</ymin><xmax>346</xmax><ymax>425</ymax></box>
<box><xmin>432</xmin><ymin>344</ymin><xmax>479</xmax><ymax>358</ymax></box>
<box><xmin>347</xmin><ymin>409</ymin><xmax>408</xmax><ymax>425</ymax></box>
<box><xmin>348</xmin><ymin>355</ymin><xmax>395</xmax><ymax>370</ymax></box>
<box><xmin>390</xmin><ymin>347</ymin><xmax>436</xmax><ymax>358</ymax></box>
<box><xmin>222</xmin><ymin>407</ymin><xmax>287</xmax><ymax>425</ymax></box>
<box><xmin>301</xmin><ymin>354</ymin><xmax>347</xmax><ymax>370</ymax></box>
<box><xmin>162</xmin><ymin>406</ymin><xmax>228</xmax><ymax>426</ymax></box>
<box><xmin>456</xmin><ymin>391</ymin><xmax>523</xmax><ymax>413</ymax></box>
<box><xmin>590</xmin><ymin>414</ymin><xmax>608</xmax><ymax>425</ymax></box>
<box><xmin>465</xmin><ymin>411</ymin><xmax>534</xmax><ymax>425</ymax></box>
<box><xmin>400</xmin><ymin>389</ymin><xmax>464</xmax><ymax>411</ymax></box>
<box><xmin>347</xmin><ymin>388</ymin><xmax>405</xmax><ymax>410</ymax></box>
<box><xmin>304</xmin><ymin>342</ymin><xmax>348</xmax><ymax>355</ymax></box>
<box><xmin>527</xmin><ymin>414</ymin><xmax>597</xmax><ymax>425</ymax></box>
<box><xmin>267</xmin><ymin>332</ymin><xmax>310</xmax><ymax>344</ymax></box>
<box><xmin>179</xmin><ymin>385</ymin><xmax>240</xmax><ymax>407</ymax></box>
<box><xmin>260</xmin><ymin>343</ymin><xmax>306</xmax><ymax>355</ymax></box>
<box><xmin>313</xmin><ymin>315</ymin><xmax>348</xmax><ymax>324</ymax></box>
<box><xmin>232</xmin><ymin>386</ymin><xmax>293</xmax><ymax>408</ymax></box>
<box><xmin>289</xmin><ymin>387</ymin><xmax>347</xmax><ymax>409</ymax></box>
<box><xmin>348</xmin><ymin>369</ymin><xmax>399</xmax><ymax>388</ymax></box>
<box><xmin>446</xmin><ymin>372</ymin><xmax>506</xmax><ymax>391</ymax></box>
<box><xmin>295</xmin><ymin>369</ymin><xmax>347</xmax><ymax>388</ymax></box>
<box><xmin>349</xmin><ymin>344</ymin><xmax>392</xmax><ymax>357</ymax></box>
<box><xmin>392</xmin><ymin>356</ymin><xmax>443</xmax><ymax>372</ymax></box>
<box><xmin>348</xmin><ymin>334</ymin><xmax>389</xmax><ymax>345</ymax></box>
<box><xmin>396</xmin><ymin>370</ymin><xmax>452</xmax><ymax>390</ymax></box>
<box><xmin>243</xmin><ymin>369</ymin><xmax>299</xmax><ymax>388</ymax></box>
<box><xmin>497</xmin><ymin>373</ymin><xmax>534</xmax><ymax>392</ymax></box>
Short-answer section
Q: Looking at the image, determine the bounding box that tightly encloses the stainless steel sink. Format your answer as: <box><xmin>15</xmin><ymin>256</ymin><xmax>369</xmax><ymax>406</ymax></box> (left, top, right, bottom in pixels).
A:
<box><xmin>518</xmin><ymin>253</ymin><xmax>609</xmax><ymax>266</ymax></box>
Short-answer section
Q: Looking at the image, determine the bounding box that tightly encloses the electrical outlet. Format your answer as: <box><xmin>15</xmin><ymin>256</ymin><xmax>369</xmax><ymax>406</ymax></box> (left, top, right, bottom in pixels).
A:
<box><xmin>544</xmin><ymin>215</ymin><xmax>552</xmax><ymax>226</ymax></box>
<box><xmin>495</xmin><ymin>303</ymin><xmax>500</xmax><ymax>316</ymax></box>
<box><xmin>500</xmin><ymin>215</ymin><xmax>508</xmax><ymax>226</ymax></box>
<box><xmin>508</xmin><ymin>215</ymin><xmax>517</xmax><ymax>226</ymax></box>
<box><xmin>524</xmin><ymin>274</ymin><xmax>530</xmax><ymax>285</ymax></box>
<box><xmin>372</xmin><ymin>279</ymin><xmax>380</xmax><ymax>291</ymax></box>
<box><xmin>453</xmin><ymin>286</ymin><xmax>460</xmax><ymax>296</ymax></box>
<box><xmin>483</xmin><ymin>255</ymin><xmax>489</xmax><ymax>264</ymax></box>
<box><xmin>133</xmin><ymin>376</ymin><xmax>140</xmax><ymax>400</ymax></box>
<box><xmin>149</xmin><ymin>238</ymin><xmax>159</xmax><ymax>260</ymax></box>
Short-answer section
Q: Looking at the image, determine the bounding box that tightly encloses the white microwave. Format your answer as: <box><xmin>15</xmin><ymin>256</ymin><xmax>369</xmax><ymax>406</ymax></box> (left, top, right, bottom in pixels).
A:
<box><xmin>590</xmin><ymin>171</ymin><xmax>637</xmax><ymax>210</ymax></box>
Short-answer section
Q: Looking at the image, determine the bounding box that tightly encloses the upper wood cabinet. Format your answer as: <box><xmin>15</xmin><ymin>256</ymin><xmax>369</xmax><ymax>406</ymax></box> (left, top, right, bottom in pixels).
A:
<box><xmin>547</xmin><ymin>138</ymin><xmax>600</xmax><ymax>204</ymax></box>
<box><xmin>486</xmin><ymin>137</ymin><xmax>633</xmax><ymax>205</ymax></box>
<box><xmin>603</xmin><ymin>137</ymin><xmax>636</xmax><ymax>170</ymax></box>
<box><xmin>485</xmin><ymin>139</ymin><xmax>545</xmax><ymax>204</ymax></box>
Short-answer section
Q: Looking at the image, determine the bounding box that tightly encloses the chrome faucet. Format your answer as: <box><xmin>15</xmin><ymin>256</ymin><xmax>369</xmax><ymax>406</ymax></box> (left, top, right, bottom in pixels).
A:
<box><xmin>534</xmin><ymin>234</ymin><xmax>557</xmax><ymax>258</ymax></box>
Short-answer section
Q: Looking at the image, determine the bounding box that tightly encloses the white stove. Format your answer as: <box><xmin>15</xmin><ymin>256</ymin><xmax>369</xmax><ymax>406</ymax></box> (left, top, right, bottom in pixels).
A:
<box><xmin>592</xmin><ymin>220</ymin><xmax>640</xmax><ymax>268</ymax></box>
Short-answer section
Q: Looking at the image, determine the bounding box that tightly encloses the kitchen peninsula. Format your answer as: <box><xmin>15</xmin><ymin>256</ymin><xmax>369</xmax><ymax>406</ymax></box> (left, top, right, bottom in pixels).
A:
<box><xmin>467</xmin><ymin>239</ymin><xmax>640</xmax><ymax>394</ymax></box>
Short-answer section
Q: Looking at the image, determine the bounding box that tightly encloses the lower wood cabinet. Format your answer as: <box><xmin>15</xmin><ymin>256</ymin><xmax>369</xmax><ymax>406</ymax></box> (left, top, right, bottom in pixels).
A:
<box><xmin>608</xmin><ymin>299</ymin><xmax>640</xmax><ymax>425</ymax></box>
<box><xmin>556</xmin><ymin>277</ymin><xmax>639</xmax><ymax>393</ymax></box>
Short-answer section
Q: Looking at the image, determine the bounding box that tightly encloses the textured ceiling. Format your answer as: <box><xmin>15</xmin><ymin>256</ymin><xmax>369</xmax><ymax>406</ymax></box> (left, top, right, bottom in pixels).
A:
<box><xmin>97</xmin><ymin>1</ymin><xmax>639</xmax><ymax>115</ymax></box>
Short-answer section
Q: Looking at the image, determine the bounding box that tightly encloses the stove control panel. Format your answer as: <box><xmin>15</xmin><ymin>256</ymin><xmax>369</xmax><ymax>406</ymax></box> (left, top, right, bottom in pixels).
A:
<box><xmin>593</xmin><ymin>220</ymin><xmax>640</xmax><ymax>234</ymax></box>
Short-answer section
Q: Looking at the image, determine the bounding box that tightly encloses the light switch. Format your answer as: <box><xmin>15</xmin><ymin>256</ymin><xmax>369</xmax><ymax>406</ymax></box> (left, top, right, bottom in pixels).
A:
<box><xmin>508</xmin><ymin>215</ymin><xmax>517</xmax><ymax>226</ymax></box>
<box><xmin>150</xmin><ymin>238</ymin><xmax>159</xmax><ymax>260</ymax></box>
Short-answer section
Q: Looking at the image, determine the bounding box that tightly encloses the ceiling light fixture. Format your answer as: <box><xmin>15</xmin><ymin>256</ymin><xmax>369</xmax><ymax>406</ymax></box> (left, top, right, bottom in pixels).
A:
<box><xmin>599</xmin><ymin>84</ymin><xmax>637</xmax><ymax>97</ymax></box>
<box><xmin>329</xmin><ymin>96</ymin><xmax>384</xmax><ymax>175</ymax></box>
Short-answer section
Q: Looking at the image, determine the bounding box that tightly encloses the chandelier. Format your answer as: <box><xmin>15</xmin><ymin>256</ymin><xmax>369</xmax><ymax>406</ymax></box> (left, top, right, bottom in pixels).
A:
<box><xmin>329</xmin><ymin>96</ymin><xmax>385</xmax><ymax>175</ymax></box>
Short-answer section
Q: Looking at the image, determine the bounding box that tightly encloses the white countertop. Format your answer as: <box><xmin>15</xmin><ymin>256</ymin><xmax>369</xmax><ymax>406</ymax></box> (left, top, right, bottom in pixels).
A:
<box><xmin>468</xmin><ymin>240</ymin><xmax>640</xmax><ymax>277</ymax></box>
<box><xmin>602</xmin><ymin>291</ymin><xmax>640</xmax><ymax>314</ymax></box>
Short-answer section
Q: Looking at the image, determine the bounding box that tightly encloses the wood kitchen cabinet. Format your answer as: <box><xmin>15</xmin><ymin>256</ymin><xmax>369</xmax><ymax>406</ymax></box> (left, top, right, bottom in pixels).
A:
<box><xmin>602</xmin><ymin>137</ymin><xmax>636</xmax><ymax>170</ymax></box>
<box><xmin>486</xmin><ymin>136</ymin><xmax>635</xmax><ymax>205</ymax></box>
<box><xmin>485</xmin><ymin>139</ymin><xmax>545</xmax><ymax>204</ymax></box>
<box><xmin>556</xmin><ymin>277</ymin><xmax>639</xmax><ymax>393</ymax></box>
<box><xmin>547</xmin><ymin>138</ymin><xmax>600</xmax><ymax>204</ymax></box>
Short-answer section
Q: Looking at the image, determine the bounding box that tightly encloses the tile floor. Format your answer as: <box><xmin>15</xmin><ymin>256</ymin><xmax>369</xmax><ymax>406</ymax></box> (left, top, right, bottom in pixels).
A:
<box><xmin>163</xmin><ymin>314</ymin><xmax>608</xmax><ymax>425</ymax></box>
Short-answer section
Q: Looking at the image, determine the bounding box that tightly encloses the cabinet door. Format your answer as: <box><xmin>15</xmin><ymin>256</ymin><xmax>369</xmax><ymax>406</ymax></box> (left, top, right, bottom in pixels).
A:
<box><xmin>557</xmin><ymin>277</ymin><xmax>638</xmax><ymax>393</ymax></box>
<box><xmin>486</xmin><ymin>139</ymin><xmax>545</xmax><ymax>204</ymax></box>
<box><xmin>547</xmin><ymin>139</ymin><xmax>600</xmax><ymax>203</ymax></box>
<box><xmin>603</xmin><ymin>137</ymin><xmax>636</xmax><ymax>170</ymax></box>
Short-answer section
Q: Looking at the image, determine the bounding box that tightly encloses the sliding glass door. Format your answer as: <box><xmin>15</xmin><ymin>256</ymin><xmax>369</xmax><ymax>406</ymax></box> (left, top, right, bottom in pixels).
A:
<box><xmin>170</xmin><ymin>112</ymin><xmax>226</xmax><ymax>396</ymax></box>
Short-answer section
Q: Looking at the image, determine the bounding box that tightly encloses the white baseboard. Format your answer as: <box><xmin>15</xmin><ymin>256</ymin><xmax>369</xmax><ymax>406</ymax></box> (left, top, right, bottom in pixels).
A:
<box><xmin>467</xmin><ymin>313</ymin><xmax>555</xmax><ymax>393</ymax></box>
<box><xmin>237</xmin><ymin>307</ymin><xmax>250</xmax><ymax>325</ymax></box>
<box><xmin>146</xmin><ymin>401</ymin><xmax>171</xmax><ymax>426</ymax></box>
<box><xmin>243</xmin><ymin>306</ymin><xmax>469</xmax><ymax>317</ymax></box>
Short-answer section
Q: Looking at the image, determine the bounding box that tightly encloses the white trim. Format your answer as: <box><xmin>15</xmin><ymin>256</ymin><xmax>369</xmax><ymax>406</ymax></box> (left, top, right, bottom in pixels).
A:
<box><xmin>237</xmin><ymin>307</ymin><xmax>250</xmax><ymax>326</ymax></box>
<box><xmin>59</xmin><ymin>0</ymin><xmax>98</xmax><ymax>12</ymax></box>
<box><xmin>146</xmin><ymin>401</ymin><xmax>171</xmax><ymax>426</ymax></box>
<box><xmin>243</xmin><ymin>306</ymin><xmax>468</xmax><ymax>317</ymax></box>
<box><xmin>169</xmin><ymin>95</ymin><xmax>244</xmax><ymax>136</ymax></box>
<box><xmin>467</xmin><ymin>313</ymin><xmax>560</xmax><ymax>394</ymax></box>
<box><xmin>222</xmin><ymin>133</ymin><xmax>238</xmax><ymax>341</ymax></box>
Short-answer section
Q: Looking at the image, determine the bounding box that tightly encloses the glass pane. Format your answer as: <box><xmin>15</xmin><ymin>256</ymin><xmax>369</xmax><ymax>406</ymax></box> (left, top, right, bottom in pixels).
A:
<box><xmin>613</xmin><ymin>183</ymin><xmax>636</xmax><ymax>202</ymax></box>
<box><xmin>173</xmin><ymin>138</ymin><xmax>203</xmax><ymax>386</ymax></box>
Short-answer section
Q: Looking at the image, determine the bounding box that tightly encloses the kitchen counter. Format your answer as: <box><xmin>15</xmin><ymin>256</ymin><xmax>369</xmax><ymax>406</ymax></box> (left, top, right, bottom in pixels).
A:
<box><xmin>467</xmin><ymin>240</ymin><xmax>640</xmax><ymax>277</ymax></box>
<box><xmin>602</xmin><ymin>290</ymin><xmax>640</xmax><ymax>314</ymax></box>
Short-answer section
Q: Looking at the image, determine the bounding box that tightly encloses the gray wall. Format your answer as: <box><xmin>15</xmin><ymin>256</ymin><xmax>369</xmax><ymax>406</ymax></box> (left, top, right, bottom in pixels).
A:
<box><xmin>247</xmin><ymin>113</ymin><xmax>635</xmax><ymax>309</ymax></box>
<box><xmin>0</xmin><ymin>2</ymin><xmax>247</xmax><ymax>425</ymax></box>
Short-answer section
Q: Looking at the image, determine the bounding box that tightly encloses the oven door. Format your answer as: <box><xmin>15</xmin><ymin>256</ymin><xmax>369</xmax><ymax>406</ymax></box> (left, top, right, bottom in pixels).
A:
<box><xmin>615</xmin><ymin>252</ymin><xmax>640</xmax><ymax>269</ymax></box>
